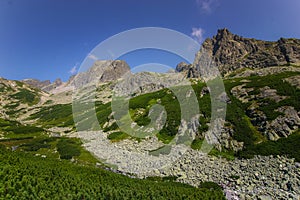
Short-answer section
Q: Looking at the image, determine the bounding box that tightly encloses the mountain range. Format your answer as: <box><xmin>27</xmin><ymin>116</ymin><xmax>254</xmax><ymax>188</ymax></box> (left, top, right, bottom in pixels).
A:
<box><xmin>0</xmin><ymin>28</ymin><xmax>299</xmax><ymax>199</ymax></box>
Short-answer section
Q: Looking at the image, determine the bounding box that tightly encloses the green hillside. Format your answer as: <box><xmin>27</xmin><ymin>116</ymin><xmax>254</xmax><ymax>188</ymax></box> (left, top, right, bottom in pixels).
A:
<box><xmin>0</xmin><ymin>146</ymin><xmax>225</xmax><ymax>199</ymax></box>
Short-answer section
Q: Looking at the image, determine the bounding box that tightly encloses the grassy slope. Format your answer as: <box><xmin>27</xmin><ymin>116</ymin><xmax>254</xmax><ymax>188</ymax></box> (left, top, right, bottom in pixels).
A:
<box><xmin>21</xmin><ymin>71</ymin><xmax>300</xmax><ymax>161</ymax></box>
<box><xmin>100</xmin><ymin>71</ymin><xmax>300</xmax><ymax>160</ymax></box>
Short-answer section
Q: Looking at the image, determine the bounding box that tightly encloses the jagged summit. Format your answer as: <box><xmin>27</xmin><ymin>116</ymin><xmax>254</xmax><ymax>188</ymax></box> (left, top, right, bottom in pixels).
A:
<box><xmin>69</xmin><ymin>60</ymin><xmax>130</xmax><ymax>88</ymax></box>
<box><xmin>214</xmin><ymin>28</ymin><xmax>235</xmax><ymax>41</ymax></box>
<box><xmin>176</xmin><ymin>28</ymin><xmax>300</xmax><ymax>77</ymax></box>
<box><xmin>21</xmin><ymin>60</ymin><xmax>130</xmax><ymax>93</ymax></box>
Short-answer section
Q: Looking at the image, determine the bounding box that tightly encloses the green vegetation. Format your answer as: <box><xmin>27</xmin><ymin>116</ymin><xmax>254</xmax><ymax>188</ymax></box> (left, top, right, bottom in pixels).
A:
<box><xmin>199</xmin><ymin>181</ymin><xmax>223</xmax><ymax>192</ymax></box>
<box><xmin>0</xmin><ymin>118</ymin><xmax>45</xmax><ymax>139</ymax></box>
<box><xmin>11</xmin><ymin>70</ymin><xmax>299</xmax><ymax>165</ymax></box>
<box><xmin>0</xmin><ymin>83</ymin><xmax>13</xmax><ymax>92</ymax></box>
<box><xmin>10</xmin><ymin>88</ymin><xmax>40</xmax><ymax>105</ymax></box>
<box><xmin>237</xmin><ymin>131</ymin><xmax>300</xmax><ymax>162</ymax></box>
<box><xmin>96</xmin><ymin>101</ymin><xmax>112</xmax><ymax>127</ymax></box>
<box><xmin>223</xmin><ymin>71</ymin><xmax>300</xmax><ymax>148</ymax></box>
<box><xmin>107</xmin><ymin>131</ymin><xmax>130</xmax><ymax>142</ymax></box>
<box><xmin>245</xmin><ymin>71</ymin><xmax>300</xmax><ymax>120</ymax></box>
<box><xmin>191</xmin><ymin>138</ymin><xmax>203</xmax><ymax>150</ymax></box>
<box><xmin>92</xmin><ymin>71</ymin><xmax>300</xmax><ymax>161</ymax></box>
<box><xmin>44</xmin><ymin>100</ymin><xmax>54</xmax><ymax>105</ymax></box>
<box><xmin>0</xmin><ymin>118</ymin><xmax>19</xmax><ymax>128</ymax></box>
<box><xmin>20</xmin><ymin>138</ymin><xmax>54</xmax><ymax>151</ymax></box>
<box><xmin>4</xmin><ymin>126</ymin><xmax>44</xmax><ymax>135</ymax></box>
<box><xmin>3</xmin><ymin>102</ymin><xmax>20</xmax><ymax>109</ymax></box>
<box><xmin>146</xmin><ymin>176</ymin><xmax>178</xmax><ymax>182</ymax></box>
<box><xmin>129</xmin><ymin>88</ymin><xmax>181</xmax><ymax>143</ymax></box>
<box><xmin>0</xmin><ymin>123</ymin><xmax>101</xmax><ymax>165</ymax></box>
<box><xmin>224</xmin><ymin>80</ymin><xmax>258</xmax><ymax>147</ymax></box>
<box><xmin>57</xmin><ymin>138</ymin><xmax>81</xmax><ymax>160</ymax></box>
<box><xmin>29</xmin><ymin>104</ymin><xmax>74</xmax><ymax>128</ymax></box>
<box><xmin>0</xmin><ymin>147</ymin><xmax>225</xmax><ymax>199</ymax></box>
<box><xmin>208</xmin><ymin>148</ymin><xmax>235</xmax><ymax>161</ymax></box>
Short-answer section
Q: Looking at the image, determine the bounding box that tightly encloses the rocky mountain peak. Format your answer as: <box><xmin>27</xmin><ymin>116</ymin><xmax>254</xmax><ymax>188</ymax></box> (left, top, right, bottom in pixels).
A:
<box><xmin>215</xmin><ymin>28</ymin><xmax>234</xmax><ymax>41</ymax></box>
<box><xmin>191</xmin><ymin>28</ymin><xmax>300</xmax><ymax>76</ymax></box>
<box><xmin>70</xmin><ymin>60</ymin><xmax>130</xmax><ymax>88</ymax></box>
<box><xmin>22</xmin><ymin>79</ymin><xmax>51</xmax><ymax>89</ymax></box>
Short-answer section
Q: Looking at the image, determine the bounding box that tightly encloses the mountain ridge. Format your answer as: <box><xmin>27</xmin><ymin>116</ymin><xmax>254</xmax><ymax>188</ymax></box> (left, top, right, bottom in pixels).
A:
<box><xmin>177</xmin><ymin>28</ymin><xmax>300</xmax><ymax>77</ymax></box>
<box><xmin>1</xmin><ymin>28</ymin><xmax>300</xmax><ymax>199</ymax></box>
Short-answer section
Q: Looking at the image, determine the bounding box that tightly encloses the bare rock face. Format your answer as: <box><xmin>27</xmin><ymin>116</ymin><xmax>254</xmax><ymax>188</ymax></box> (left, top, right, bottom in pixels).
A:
<box><xmin>266</xmin><ymin>106</ymin><xmax>300</xmax><ymax>140</ymax></box>
<box><xmin>21</xmin><ymin>78</ymin><xmax>63</xmax><ymax>92</ymax></box>
<box><xmin>284</xmin><ymin>75</ymin><xmax>300</xmax><ymax>89</ymax></box>
<box><xmin>41</xmin><ymin>78</ymin><xmax>63</xmax><ymax>92</ymax></box>
<box><xmin>21</xmin><ymin>79</ymin><xmax>51</xmax><ymax>89</ymax></box>
<box><xmin>99</xmin><ymin>60</ymin><xmax>131</xmax><ymax>82</ymax></box>
<box><xmin>176</xmin><ymin>28</ymin><xmax>300</xmax><ymax>77</ymax></box>
<box><xmin>113</xmin><ymin>71</ymin><xmax>186</xmax><ymax>97</ymax></box>
<box><xmin>175</xmin><ymin>62</ymin><xmax>200</xmax><ymax>78</ymax></box>
<box><xmin>71</xmin><ymin>60</ymin><xmax>130</xmax><ymax>88</ymax></box>
<box><xmin>202</xmin><ymin>28</ymin><xmax>300</xmax><ymax>75</ymax></box>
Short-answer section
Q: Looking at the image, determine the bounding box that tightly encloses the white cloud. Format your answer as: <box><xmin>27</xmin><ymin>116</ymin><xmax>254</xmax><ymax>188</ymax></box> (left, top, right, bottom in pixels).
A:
<box><xmin>191</xmin><ymin>27</ymin><xmax>205</xmax><ymax>43</ymax></box>
<box><xmin>87</xmin><ymin>53</ymin><xmax>98</xmax><ymax>61</ymax></box>
<box><xmin>69</xmin><ymin>63</ymin><xmax>78</xmax><ymax>75</ymax></box>
<box><xmin>196</xmin><ymin>0</ymin><xmax>218</xmax><ymax>13</ymax></box>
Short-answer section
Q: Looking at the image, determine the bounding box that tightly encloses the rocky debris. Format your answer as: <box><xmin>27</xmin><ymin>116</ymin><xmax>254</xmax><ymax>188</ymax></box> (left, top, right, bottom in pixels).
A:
<box><xmin>201</xmin><ymin>118</ymin><xmax>243</xmax><ymax>152</ymax></box>
<box><xmin>177</xmin><ymin>115</ymin><xmax>200</xmax><ymax>144</ymax></box>
<box><xmin>231</xmin><ymin>81</ymin><xmax>287</xmax><ymax>104</ymax></box>
<box><xmin>285</xmin><ymin>75</ymin><xmax>300</xmax><ymax>89</ymax></box>
<box><xmin>231</xmin><ymin>84</ymin><xmax>254</xmax><ymax>103</ymax></box>
<box><xmin>266</xmin><ymin>106</ymin><xmax>300</xmax><ymax>140</ymax></box>
<box><xmin>176</xmin><ymin>47</ymin><xmax>221</xmax><ymax>80</ymax></box>
<box><xmin>218</xmin><ymin>123</ymin><xmax>243</xmax><ymax>152</ymax></box>
<box><xmin>200</xmin><ymin>86</ymin><xmax>210</xmax><ymax>97</ymax></box>
<box><xmin>246</xmin><ymin>103</ymin><xmax>268</xmax><ymax>132</ymax></box>
<box><xmin>218</xmin><ymin>91</ymin><xmax>231</xmax><ymax>103</ymax></box>
<box><xmin>246</xmin><ymin>105</ymin><xmax>300</xmax><ymax>141</ymax></box>
<box><xmin>78</xmin><ymin>131</ymin><xmax>190</xmax><ymax>175</ymax></box>
<box><xmin>165</xmin><ymin>152</ymin><xmax>300</xmax><ymax>200</ymax></box>
<box><xmin>99</xmin><ymin>60</ymin><xmax>130</xmax><ymax>82</ymax></box>
<box><xmin>79</xmin><ymin>130</ymin><xmax>300</xmax><ymax>199</ymax></box>
<box><xmin>231</xmin><ymin>82</ymin><xmax>299</xmax><ymax>141</ymax></box>
<box><xmin>258</xmin><ymin>86</ymin><xmax>286</xmax><ymax>103</ymax></box>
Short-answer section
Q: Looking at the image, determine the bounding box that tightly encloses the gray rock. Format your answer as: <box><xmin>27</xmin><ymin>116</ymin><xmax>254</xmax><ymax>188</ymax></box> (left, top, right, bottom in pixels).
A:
<box><xmin>202</xmin><ymin>28</ymin><xmax>300</xmax><ymax>76</ymax></box>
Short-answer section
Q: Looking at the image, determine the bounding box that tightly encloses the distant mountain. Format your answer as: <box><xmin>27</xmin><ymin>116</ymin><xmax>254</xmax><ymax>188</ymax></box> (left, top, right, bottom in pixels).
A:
<box><xmin>23</xmin><ymin>60</ymin><xmax>130</xmax><ymax>94</ymax></box>
<box><xmin>177</xmin><ymin>28</ymin><xmax>300</xmax><ymax>77</ymax></box>
<box><xmin>1</xmin><ymin>29</ymin><xmax>300</xmax><ymax>199</ymax></box>
<box><xmin>21</xmin><ymin>79</ymin><xmax>51</xmax><ymax>89</ymax></box>
<box><xmin>22</xmin><ymin>78</ymin><xmax>63</xmax><ymax>92</ymax></box>
<box><xmin>69</xmin><ymin>60</ymin><xmax>130</xmax><ymax>88</ymax></box>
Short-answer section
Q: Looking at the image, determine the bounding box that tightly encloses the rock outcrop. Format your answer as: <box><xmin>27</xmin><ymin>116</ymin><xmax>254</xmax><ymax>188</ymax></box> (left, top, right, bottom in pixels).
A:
<box><xmin>41</xmin><ymin>78</ymin><xmax>63</xmax><ymax>92</ymax></box>
<box><xmin>70</xmin><ymin>60</ymin><xmax>130</xmax><ymax>88</ymax></box>
<box><xmin>177</xmin><ymin>28</ymin><xmax>300</xmax><ymax>77</ymax></box>
<box><xmin>266</xmin><ymin>106</ymin><xmax>300</xmax><ymax>140</ymax></box>
<box><xmin>175</xmin><ymin>62</ymin><xmax>200</xmax><ymax>78</ymax></box>
<box><xmin>22</xmin><ymin>78</ymin><xmax>63</xmax><ymax>92</ymax></box>
<box><xmin>202</xmin><ymin>28</ymin><xmax>300</xmax><ymax>75</ymax></box>
<box><xmin>22</xmin><ymin>79</ymin><xmax>51</xmax><ymax>89</ymax></box>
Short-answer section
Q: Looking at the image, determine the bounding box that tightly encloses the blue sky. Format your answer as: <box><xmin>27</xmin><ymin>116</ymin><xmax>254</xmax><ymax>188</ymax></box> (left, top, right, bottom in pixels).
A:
<box><xmin>0</xmin><ymin>0</ymin><xmax>300</xmax><ymax>82</ymax></box>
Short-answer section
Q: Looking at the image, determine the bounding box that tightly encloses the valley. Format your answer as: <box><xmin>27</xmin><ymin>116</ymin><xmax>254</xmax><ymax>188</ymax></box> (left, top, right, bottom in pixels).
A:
<box><xmin>0</xmin><ymin>29</ymin><xmax>300</xmax><ymax>199</ymax></box>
